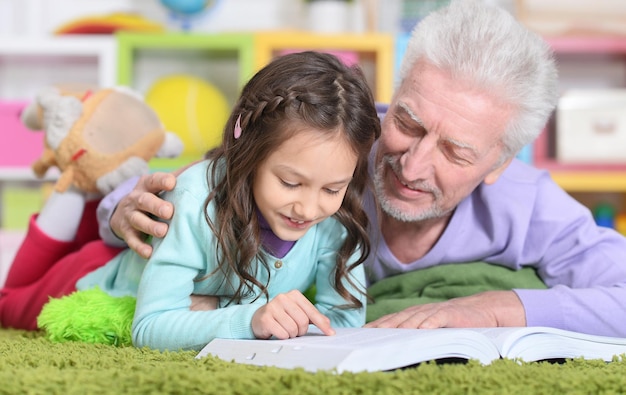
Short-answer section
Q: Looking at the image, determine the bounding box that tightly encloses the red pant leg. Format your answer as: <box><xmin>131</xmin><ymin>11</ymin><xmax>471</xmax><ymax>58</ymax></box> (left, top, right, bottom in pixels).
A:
<box><xmin>5</xmin><ymin>215</ymin><xmax>76</xmax><ymax>288</ymax></box>
<box><xmin>72</xmin><ymin>199</ymin><xmax>102</xmax><ymax>248</ymax></box>
<box><xmin>5</xmin><ymin>199</ymin><xmax>102</xmax><ymax>288</ymax></box>
<box><xmin>0</xmin><ymin>240</ymin><xmax>124</xmax><ymax>330</ymax></box>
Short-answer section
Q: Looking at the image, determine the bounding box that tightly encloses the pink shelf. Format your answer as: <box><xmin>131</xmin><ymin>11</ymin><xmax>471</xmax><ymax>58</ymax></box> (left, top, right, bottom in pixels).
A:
<box><xmin>0</xmin><ymin>101</ymin><xmax>44</xmax><ymax>169</ymax></box>
<box><xmin>546</xmin><ymin>36</ymin><xmax>626</xmax><ymax>54</ymax></box>
<box><xmin>533</xmin><ymin>128</ymin><xmax>626</xmax><ymax>172</ymax></box>
<box><xmin>532</xmin><ymin>36</ymin><xmax>626</xmax><ymax>176</ymax></box>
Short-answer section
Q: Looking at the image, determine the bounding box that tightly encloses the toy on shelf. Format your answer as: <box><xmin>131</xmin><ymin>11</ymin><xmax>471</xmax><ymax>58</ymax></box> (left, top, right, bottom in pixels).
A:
<box><xmin>160</xmin><ymin>0</ymin><xmax>223</xmax><ymax>31</ymax></box>
<box><xmin>54</xmin><ymin>13</ymin><xmax>165</xmax><ymax>35</ymax></box>
<box><xmin>145</xmin><ymin>74</ymin><xmax>229</xmax><ymax>158</ymax></box>
<box><xmin>20</xmin><ymin>85</ymin><xmax>184</xmax><ymax>194</ymax></box>
<box><xmin>593</xmin><ymin>202</ymin><xmax>616</xmax><ymax>229</ymax></box>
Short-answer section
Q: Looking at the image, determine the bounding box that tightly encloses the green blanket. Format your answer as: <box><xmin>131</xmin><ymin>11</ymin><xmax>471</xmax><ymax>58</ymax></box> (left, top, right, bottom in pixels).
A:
<box><xmin>366</xmin><ymin>262</ymin><xmax>546</xmax><ymax>322</ymax></box>
<box><xmin>38</xmin><ymin>261</ymin><xmax>547</xmax><ymax>346</ymax></box>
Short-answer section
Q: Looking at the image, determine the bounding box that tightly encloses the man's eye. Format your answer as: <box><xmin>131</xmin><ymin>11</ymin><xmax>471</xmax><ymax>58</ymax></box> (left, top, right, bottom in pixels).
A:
<box><xmin>395</xmin><ymin>118</ymin><xmax>411</xmax><ymax>131</ymax></box>
<box><xmin>445</xmin><ymin>150</ymin><xmax>472</xmax><ymax>166</ymax></box>
<box><xmin>395</xmin><ymin>117</ymin><xmax>425</xmax><ymax>138</ymax></box>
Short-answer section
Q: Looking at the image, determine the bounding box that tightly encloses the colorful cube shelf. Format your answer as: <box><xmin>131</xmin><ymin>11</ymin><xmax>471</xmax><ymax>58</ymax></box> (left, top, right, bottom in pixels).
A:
<box><xmin>254</xmin><ymin>32</ymin><xmax>394</xmax><ymax>103</ymax></box>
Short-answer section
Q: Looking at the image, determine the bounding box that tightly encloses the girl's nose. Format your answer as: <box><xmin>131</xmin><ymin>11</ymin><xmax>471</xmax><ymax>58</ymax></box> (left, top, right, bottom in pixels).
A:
<box><xmin>293</xmin><ymin>193</ymin><xmax>318</xmax><ymax>221</ymax></box>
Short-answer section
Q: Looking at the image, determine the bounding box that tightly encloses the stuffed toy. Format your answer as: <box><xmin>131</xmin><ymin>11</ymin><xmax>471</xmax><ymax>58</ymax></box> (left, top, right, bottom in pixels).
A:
<box><xmin>21</xmin><ymin>85</ymin><xmax>184</xmax><ymax>194</ymax></box>
<box><xmin>37</xmin><ymin>288</ymin><xmax>136</xmax><ymax>346</ymax></box>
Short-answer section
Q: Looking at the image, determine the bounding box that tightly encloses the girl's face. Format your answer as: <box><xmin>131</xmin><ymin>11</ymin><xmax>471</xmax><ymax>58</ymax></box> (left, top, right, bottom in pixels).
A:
<box><xmin>252</xmin><ymin>129</ymin><xmax>358</xmax><ymax>241</ymax></box>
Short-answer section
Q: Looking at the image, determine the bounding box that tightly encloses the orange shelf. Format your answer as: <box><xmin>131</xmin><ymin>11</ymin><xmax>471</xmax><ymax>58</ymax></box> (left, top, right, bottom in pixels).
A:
<box><xmin>533</xmin><ymin>129</ymin><xmax>626</xmax><ymax>192</ymax></box>
<box><xmin>253</xmin><ymin>32</ymin><xmax>394</xmax><ymax>103</ymax></box>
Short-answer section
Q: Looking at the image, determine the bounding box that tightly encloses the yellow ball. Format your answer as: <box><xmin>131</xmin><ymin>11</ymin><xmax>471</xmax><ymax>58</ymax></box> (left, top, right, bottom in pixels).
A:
<box><xmin>145</xmin><ymin>74</ymin><xmax>230</xmax><ymax>157</ymax></box>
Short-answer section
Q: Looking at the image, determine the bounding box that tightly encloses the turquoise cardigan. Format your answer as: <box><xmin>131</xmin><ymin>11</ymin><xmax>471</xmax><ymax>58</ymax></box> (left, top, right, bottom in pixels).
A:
<box><xmin>78</xmin><ymin>160</ymin><xmax>366</xmax><ymax>351</ymax></box>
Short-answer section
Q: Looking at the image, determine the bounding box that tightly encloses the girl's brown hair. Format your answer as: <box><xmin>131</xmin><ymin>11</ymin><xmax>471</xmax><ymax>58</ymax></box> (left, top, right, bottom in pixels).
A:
<box><xmin>203</xmin><ymin>51</ymin><xmax>380</xmax><ymax>308</ymax></box>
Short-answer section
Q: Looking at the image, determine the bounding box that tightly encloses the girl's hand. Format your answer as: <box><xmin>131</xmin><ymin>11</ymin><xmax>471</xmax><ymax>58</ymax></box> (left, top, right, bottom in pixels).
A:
<box><xmin>251</xmin><ymin>290</ymin><xmax>335</xmax><ymax>339</ymax></box>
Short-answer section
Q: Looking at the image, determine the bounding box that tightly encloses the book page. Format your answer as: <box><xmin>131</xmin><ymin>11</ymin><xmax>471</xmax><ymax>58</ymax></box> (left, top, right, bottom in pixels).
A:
<box><xmin>470</xmin><ymin>327</ymin><xmax>626</xmax><ymax>362</ymax></box>
<box><xmin>197</xmin><ymin>326</ymin><xmax>501</xmax><ymax>373</ymax></box>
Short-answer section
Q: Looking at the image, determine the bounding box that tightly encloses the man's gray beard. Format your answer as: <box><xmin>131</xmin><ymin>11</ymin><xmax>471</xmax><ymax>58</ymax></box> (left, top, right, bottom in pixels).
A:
<box><xmin>373</xmin><ymin>157</ymin><xmax>446</xmax><ymax>223</ymax></box>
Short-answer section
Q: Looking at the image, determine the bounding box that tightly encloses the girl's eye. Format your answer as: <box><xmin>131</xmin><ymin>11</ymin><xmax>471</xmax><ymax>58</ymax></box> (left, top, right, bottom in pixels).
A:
<box><xmin>324</xmin><ymin>188</ymin><xmax>341</xmax><ymax>195</ymax></box>
<box><xmin>280</xmin><ymin>179</ymin><xmax>298</xmax><ymax>189</ymax></box>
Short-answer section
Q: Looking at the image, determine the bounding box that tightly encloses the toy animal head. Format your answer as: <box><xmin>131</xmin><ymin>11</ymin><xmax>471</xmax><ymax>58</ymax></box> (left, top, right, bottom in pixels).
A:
<box><xmin>21</xmin><ymin>86</ymin><xmax>183</xmax><ymax>194</ymax></box>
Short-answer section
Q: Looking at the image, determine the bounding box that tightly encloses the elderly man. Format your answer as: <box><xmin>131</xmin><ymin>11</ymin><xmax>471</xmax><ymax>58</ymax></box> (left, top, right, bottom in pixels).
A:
<box><xmin>99</xmin><ymin>0</ymin><xmax>626</xmax><ymax>337</ymax></box>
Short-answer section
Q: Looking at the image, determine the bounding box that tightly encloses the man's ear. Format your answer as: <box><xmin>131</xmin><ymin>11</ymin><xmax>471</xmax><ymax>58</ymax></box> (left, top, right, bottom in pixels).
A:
<box><xmin>484</xmin><ymin>157</ymin><xmax>514</xmax><ymax>185</ymax></box>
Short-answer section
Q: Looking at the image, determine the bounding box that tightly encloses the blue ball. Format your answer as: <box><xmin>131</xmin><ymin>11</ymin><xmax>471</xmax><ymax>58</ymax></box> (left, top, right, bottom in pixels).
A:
<box><xmin>160</xmin><ymin>0</ymin><xmax>209</xmax><ymax>15</ymax></box>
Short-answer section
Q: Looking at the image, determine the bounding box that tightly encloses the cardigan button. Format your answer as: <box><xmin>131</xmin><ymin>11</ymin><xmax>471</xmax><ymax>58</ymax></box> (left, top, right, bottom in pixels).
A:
<box><xmin>274</xmin><ymin>260</ymin><xmax>283</xmax><ymax>269</ymax></box>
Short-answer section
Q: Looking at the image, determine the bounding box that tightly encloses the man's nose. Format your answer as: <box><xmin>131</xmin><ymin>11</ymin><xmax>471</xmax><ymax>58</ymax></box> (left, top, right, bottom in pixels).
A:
<box><xmin>400</xmin><ymin>137</ymin><xmax>435</xmax><ymax>181</ymax></box>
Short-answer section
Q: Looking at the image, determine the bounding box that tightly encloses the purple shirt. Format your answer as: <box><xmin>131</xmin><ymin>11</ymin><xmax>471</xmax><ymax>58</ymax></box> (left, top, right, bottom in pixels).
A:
<box><xmin>258</xmin><ymin>212</ymin><xmax>295</xmax><ymax>258</ymax></box>
<box><xmin>97</xmin><ymin>176</ymin><xmax>138</xmax><ymax>249</ymax></box>
<box><xmin>364</xmin><ymin>156</ymin><xmax>626</xmax><ymax>338</ymax></box>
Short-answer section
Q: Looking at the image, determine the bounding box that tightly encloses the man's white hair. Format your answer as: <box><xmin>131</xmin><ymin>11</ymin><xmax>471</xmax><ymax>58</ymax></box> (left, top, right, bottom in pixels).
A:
<box><xmin>398</xmin><ymin>0</ymin><xmax>559</xmax><ymax>158</ymax></box>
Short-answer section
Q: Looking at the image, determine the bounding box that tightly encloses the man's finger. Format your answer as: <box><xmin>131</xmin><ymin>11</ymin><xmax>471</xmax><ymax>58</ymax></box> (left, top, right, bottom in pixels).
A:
<box><xmin>127</xmin><ymin>236</ymin><xmax>152</xmax><ymax>259</ymax></box>
<box><xmin>145</xmin><ymin>172</ymin><xmax>176</xmax><ymax>192</ymax></box>
<box><xmin>365</xmin><ymin>311</ymin><xmax>412</xmax><ymax>329</ymax></box>
<box><xmin>126</xmin><ymin>210</ymin><xmax>156</xmax><ymax>237</ymax></box>
<box><xmin>136</xmin><ymin>192</ymin><xmax>173</xmax><ymax>220</ymax></box>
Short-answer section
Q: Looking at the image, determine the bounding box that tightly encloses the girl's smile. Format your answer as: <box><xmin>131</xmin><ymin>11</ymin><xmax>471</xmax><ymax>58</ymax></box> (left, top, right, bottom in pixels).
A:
<box><xmin>253</xmin><ymin>129</ymin><xmax>357</xmax><ymax>241</ymax></box>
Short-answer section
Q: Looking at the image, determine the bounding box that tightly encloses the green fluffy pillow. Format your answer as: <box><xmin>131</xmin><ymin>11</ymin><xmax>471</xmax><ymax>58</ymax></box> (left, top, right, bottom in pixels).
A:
<box><xmin>37</xmin><ymin>288</ymin><xmax>136</xmax><ymax>346</ymax></box>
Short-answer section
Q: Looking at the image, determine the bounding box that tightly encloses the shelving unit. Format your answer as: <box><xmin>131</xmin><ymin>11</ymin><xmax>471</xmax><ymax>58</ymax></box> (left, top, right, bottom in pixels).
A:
<box><xmin>115</xmin><ymin>32</ymin><xmax>257</xmax><ymax>170</ymax></box>
<box><xmin>535</xmin><ymin>36</ymin><xmax>626</xmax><ymax>194</ymax></box>
<box><xmin>116</xmin><ymin>32</ymin><xmax>256</xmax><ymax>97</ymax></box>
<box><xmin>0</xmin><ymin>35</ymin><xmax>117</xmax><ymax>99</ymax></box>
<box><xmin>0</xmin><ymin>31</ymin><xmax>395</xmax><ymax>180</ymax></box>
<box><xmin>0</xmin><ymin>35</ymin><xmax>118</xmax><ymax>179</ymax></box>
<box><xmin>0</xmin><ymin>35</ymin><xmax>118</xmax><ymax>229</ymax></box>
<box><xmin>115</xmin><ymin>31</ymin><xmax>394</xmax><ymax>170</ymax></box>
<box><xmin>253</xmin><ymin>32</ymin><xmax>394</xmax><ymax>103</ymax></box>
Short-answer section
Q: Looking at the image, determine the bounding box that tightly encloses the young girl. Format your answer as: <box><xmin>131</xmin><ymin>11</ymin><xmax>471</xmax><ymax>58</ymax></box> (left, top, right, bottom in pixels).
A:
<box><xmin>0</xmin><ymin>51</ymin><xmax>381</xmax><ymax>351</ymax></box>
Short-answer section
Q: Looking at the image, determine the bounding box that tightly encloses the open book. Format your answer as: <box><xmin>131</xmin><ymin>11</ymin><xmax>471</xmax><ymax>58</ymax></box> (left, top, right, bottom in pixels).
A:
<box><xmin>196</xmin><ymin>326</ymin><xmax>626</xmax><ymax>373</ymax></box>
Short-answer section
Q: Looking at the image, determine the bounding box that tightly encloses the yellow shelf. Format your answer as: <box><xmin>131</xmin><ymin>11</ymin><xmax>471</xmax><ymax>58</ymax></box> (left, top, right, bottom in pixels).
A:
<box><xmin>253</xmin><ymin>31</ymin><xmax>394</xmax><ymax>103</ymax></box>
<box><xmin>549</xmin><ymin>171</ymin><xmax>626</xmax><ymax>192</ymax></box>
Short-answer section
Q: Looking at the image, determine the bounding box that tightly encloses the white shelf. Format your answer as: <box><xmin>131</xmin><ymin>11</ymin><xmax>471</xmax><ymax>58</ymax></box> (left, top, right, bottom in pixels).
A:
<box><xmin>0</xmin><ymin>35</ymin><xmax>117</xmax><ymax>99</ymax></box>
<box><xmin>0</xmin><ymin>167</ymin><xmax>58</xmax><ymax>182</ymax></box>
<box><xmin>0</xmin><ymin>35</ymin><xmax>115</xmax><ymax>55</ymax></box>
<box><xmin>0</xmin><ymin>35</ymin><xmax>117</xmax><ymax>189</ymax></box>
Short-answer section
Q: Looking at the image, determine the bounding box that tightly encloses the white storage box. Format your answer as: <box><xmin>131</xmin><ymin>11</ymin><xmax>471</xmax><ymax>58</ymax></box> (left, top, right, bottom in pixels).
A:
<box><xmin>516</xmin><ymin>0</ymin><xmax>626</xmax><ymax>36</ymax></box>
<box><xmin>557</xmin><ymin>89</ymin><xmax>626</xmax><ymax>163</ymax></box>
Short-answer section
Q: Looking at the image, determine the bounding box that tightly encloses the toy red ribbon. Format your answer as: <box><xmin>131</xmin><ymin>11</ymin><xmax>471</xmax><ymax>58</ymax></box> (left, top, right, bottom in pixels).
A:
<box><xmin>71</xmin><ymin>148</ymin><xmax>87</xmax><ymax>161</ymax></box>
<box><xmin>81</xmin><ymin>90</ymin><xmax>93</xmax><ymax>102</ymax></box>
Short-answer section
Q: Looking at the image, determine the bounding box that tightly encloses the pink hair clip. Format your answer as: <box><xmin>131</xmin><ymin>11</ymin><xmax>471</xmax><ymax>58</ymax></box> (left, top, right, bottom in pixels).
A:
<box><xmin>234</xmin><ymin>114</ymin><xmax>242</xmax><ymax>139</ymax></box>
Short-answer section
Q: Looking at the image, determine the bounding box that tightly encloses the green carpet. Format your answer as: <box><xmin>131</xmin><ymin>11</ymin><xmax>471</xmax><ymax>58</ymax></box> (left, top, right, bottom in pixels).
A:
<box><xmin>2</xmin><ymin>328</ymin><xmax>626</xmax><ymax>395</ymax></box>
